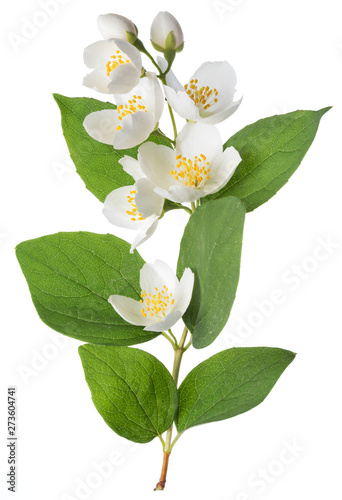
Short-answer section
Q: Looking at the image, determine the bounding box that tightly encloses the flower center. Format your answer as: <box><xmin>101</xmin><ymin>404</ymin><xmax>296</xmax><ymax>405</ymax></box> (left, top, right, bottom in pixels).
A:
<box><xmin>106</xmin><ymin>50</ymin><xmax>130</xmax><ymax>77</ymax></box>
<box><xmin>140</xmin><ymin>286</ymin><xmax>175</xmax><ymax>319</ymax></box>
<box><xmin>126</xmin><ymin>190</ymin><xmax>145</xmax><ymax>222</ymax></box>
<box><xmin>170</xmin><ymin>154</ymin><xmax>211</xmax><ymax>188</ymax></box>
<box><xmin>184</xmin><ymin>79</ymin><xmax>218</xmax><ymax>111</ymax></box>
<box><xmin>116</xmin><ymin>95</ymin><xmax>148</xmax><ymax>131</ymax></box>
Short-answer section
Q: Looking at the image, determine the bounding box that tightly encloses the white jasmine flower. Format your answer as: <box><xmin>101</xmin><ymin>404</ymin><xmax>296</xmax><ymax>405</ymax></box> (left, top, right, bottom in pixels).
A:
<box><xmin>83</xmin><ymin>38</ymin><xmax>142</xmax><ymax>95</ymax></box>
<box><xmin>103</xmin><ymin>162</ymin><xmax>164</xmax><ymax>252</ymax></box>
<box><xmin>150</xmin><ymin>11</ymin><xmax>184</xmax><ymax>52</ymax></box>
<box><xmin>138</xmin><ymin>122</ymin><xmax>242</xmax><ymax>203</ymax></box>
<box><xmin>109</xmin><ymin>260</ymin><xmax>194</xmax><ymax>332</ymax></box>
<box><xmin>163</xmin><ymin>61</ymin><xmax>242</xmax><ymax>124</ymax></box>
<box><xmin>83</xmin><ymin>73</ymin><xmax>164</xmax><ymax>149</ymax></box>
<box><xmin>97</xmin><ymin>14</ymin><xmax>138</xmax><ymax>43</ymax></box>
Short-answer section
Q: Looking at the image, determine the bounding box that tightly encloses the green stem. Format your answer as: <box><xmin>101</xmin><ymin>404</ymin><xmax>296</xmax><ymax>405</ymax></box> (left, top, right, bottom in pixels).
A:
<box><xmin>181</xmin><ymin>205</ymin><xmax>192</xmax><ymax>215</ymax></box>
<box><xmin>155</xmin><ymin>327</ymin><xmax>189</xmax><ymax>490</ymax></box>
<box><xmin>169</xmin><ymin>432</ymin><xmax>183</xmax><ymax>452</ymax></box>
<box><xmin>159</xmin><ymin>72</ymin><xmax>178</xmax><ymax>143</ymax></box>
<box><xmin>158</xmin><ymin>434</ymin><xmax>165</xmax><ymax>447</ymax></box>
<box><xmin>145</xmin><ymin>52</ymin><xmax>161</xmax><ymax>72</ymax></box>
<box><xmin>161</xmin><ymin>331</ymin><xmax>176</xmax><ymax>349</ymax></box>
<box><xmin>168</xmin><ymin>329</ymin><xmax>178</xmax><ymax>346</ymax></box>
<box><xmin>191</xmin><ymin>202</ymin><xmax>196</xmax><ymax>213</ymax></box>
<box><xmin>164</xmin><ymin>327</ymin><xmax>188</xmax><ymax>452</ymax></box>
<box><xmin>167</xmin><ymin>104</ymin><xmax>178</xmax><ymax>141</ymax></box>
<box><xmin>184</xmin><ymin>335</ymin><xmax>193</xmax><ymax>351</ymax></box>
<box><xmin>134</xmin><ymin>39</ymin><xmax>161</xmax><ymax>73</ymax></box>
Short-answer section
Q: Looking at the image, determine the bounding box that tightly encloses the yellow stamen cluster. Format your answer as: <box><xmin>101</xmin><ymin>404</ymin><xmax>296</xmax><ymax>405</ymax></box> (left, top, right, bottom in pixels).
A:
<box><xmin>140</xmin><ymin>286</ymin><xmax>175</xmax><ymax>319</ymax></box>
<box><xmin>184</xmin><ymin>79</ymin><xmax>219</xmax><ymax>110</ymax></box>
<box><xmin>170</xmin><ymin>154</ymin><xmax>211</xmax><ymax>188</ymax></box>
<box><xmin>126</xmin><ymin>190</ymin><xmax>145</xmax><ymax>222</ymax></box>
<box><xmin>106</xmin><ymin>50</ymin><xmax>130</xmax><ymax>77</ymax></box>
<box><xmin>116</xmin><ymin>95</ymin><xmax>148</xmax><ymax>132</ymax></box>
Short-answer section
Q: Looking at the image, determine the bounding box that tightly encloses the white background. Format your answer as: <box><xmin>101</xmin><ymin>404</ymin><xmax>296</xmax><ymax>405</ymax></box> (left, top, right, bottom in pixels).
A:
<box><xmin>1</xmin><ymin>0</ymin><xmax>342</xmax><ymax>498</ymax></box>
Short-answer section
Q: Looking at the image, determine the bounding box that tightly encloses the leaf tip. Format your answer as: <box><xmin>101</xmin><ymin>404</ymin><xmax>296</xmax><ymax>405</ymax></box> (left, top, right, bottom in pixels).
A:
<box><xmin>78</xmin><ymin>343</ymin><xmax>90</xmax><ymax>362</ymax></box>
<box><xmin>316</xmin><ymin>106</ymin><xmax>332</xmax><ymax>120</ymax></box>
<box><xmin>52</xmin><ymin>93</ymin><xmax>64</xmax><ymax>105</ymax></box>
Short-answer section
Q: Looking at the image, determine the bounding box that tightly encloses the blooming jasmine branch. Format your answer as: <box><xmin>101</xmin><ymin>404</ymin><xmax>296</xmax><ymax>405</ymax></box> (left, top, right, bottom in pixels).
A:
<box><xmin>17</xmin><ymin>6</ymin><xmax>310</xmax><ymax>494</ymax></box>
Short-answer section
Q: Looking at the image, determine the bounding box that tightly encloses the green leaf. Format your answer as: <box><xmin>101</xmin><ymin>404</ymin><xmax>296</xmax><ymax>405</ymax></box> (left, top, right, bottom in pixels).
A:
<box><xmin>177</xmin><ymin>197</ymin><xmax>246</xmax><ymax>349</ymax></box>
<box><xmin>79</xmin><ymin>345</ymin><xmax>178</xmax><ymax>443</ymax></box>
<box><xmin>176</xmin><ymin>347</ymin><xmax>296</xmax><ymax>432</ymax></box>
<box><xmin>53</xmin><ymin>94</ymin><xmax>172</xmax><ymax>202</ymax></box>
<box><xmin>16</xmin><ymin>232</ymin><xmax>159</xmax><ymax>346</ymax></box>
<box><xmin>205</xmin><ymin>108</ymin><xmax>330</xmax><ymax>212</ymax></box>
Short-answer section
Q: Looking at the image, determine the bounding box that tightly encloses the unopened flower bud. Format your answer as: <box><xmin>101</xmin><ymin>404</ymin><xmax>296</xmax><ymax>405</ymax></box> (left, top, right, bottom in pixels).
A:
<box><xmin>150</xmin><ymin>12</ymin><xmax>184</xmax><ymax>53</ymax></box>
<box><xmin>97</xmin><ymin>14</ymin><xmax>138</xmax><ymax>43</ymax></box>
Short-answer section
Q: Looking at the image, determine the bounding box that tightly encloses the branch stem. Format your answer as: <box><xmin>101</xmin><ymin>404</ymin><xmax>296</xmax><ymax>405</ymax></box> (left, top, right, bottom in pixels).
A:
<box><xmin>154</xmin><ymin>327</ymin><xmax>189</xmax><ymax>490</ymax></box>
<box><xmin>154</xmin><ymin>452</ymin><xmax>170</xmax><ymax>491</ymax></box>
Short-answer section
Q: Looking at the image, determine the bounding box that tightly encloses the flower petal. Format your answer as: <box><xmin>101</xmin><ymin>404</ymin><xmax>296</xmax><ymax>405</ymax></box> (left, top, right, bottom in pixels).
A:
<box><xmin>83</xmin><ymin>40</ymin><xmax>119</xmax><ymax>67</ymax></box>
<box><xmin>103</xmin><ymin>186</ymin><xmax>145</xmax><ymax>229</ymax></box>
<box><xmin>193</xmin><ymin>61</ymin><xmax>237</xmax><ymax>109</ymax></box>
<box><xmin>114</xmin><ymin>39</ymin><xmax>142</xmax><ymax>70</ymax></box>
<box><xmin>203</xmin><ymin>146</ymin><xmax>242</xmax><ymax>195</ymax></box>
<box><xmin>144</xmin><ymin>310</ymin><xmax>183</xmax><ymax>332</ymax></box>
<box><xmin>165</xmin><ymin>184</ymin><xmax>202</xmax><ymax>203</ymax></box>
<box><xmin>115</xmin><ymin>72</ymin><xmax>163</xmax><ymax>122</ymax></box>
<box><xmin>150</xmin><ymin>73</ymin><xmax>164</xmax><ymax>123</ymax></box>
<box><xmin>107</xmin><ymin>63</ymin><xmax>141</xmax><ymax>94</ymax></box>
<box><xmin>83</xmin><ymin>109</ymin><xmax>118</xmax><ymax>145</ymax></box>
<box><xmin>163</xmin><ymin>85</ymin><xmax>200</xmax><ymax>122</ymax></box>
<box><xmin>140</xmin><ymin>260</ymin><xmax>178</xmax><ymax>296</ymax></box>
<box><xmin>113</xmin><ymin>112</ymin><xmax>155</xmax><ymax>149</ymax></box>
<box><xmin>119</xmin><ymin>156</ymin><xmax>145</xmax><ymax>180</ymax></box>
<box><xmin>108</xmin><ymin>295</ymin><xmax>152</xmax><ymax>327</ymax></box>
<box><xmin>200</xmin><ymin>97</ymin><xmax>242</xmax><ymax>125</ymax></box>
<box><xmin>131</xmin><ymin>72</ymin><xmax>164</xmax><ymax>123</ymax></box>
<box><xmin>130</xmin><ymin>219</ymin><xmax>159</xmax><ymax>253</ymax></box>
<box><xmin>97</xmin><ymin>14</ymin><xmax>137</xmax><ymax>40</ymax></box>
<box><xmin>176</xmin><ymin>122</ymin><xmax>223</xmax><ymax>164</ymax></box>
<box><xmin>83</xmin><ymin>69</ymin><xmax>112</xmax><ymax>94</ymax></box>
<box><xmin>138</xmin><ymin>142</ymin><xmax>176</xmax><ymax>189</ymax></box>
<box><xmin>152</xmin><ymin>186</ymin><xmax>175</xmax><ymax>201</ymax></box>
<box><xmin>135</xmin><ymin>178</ymin><xmax>164</xmax><ymax>218</ymax></box>
<box><xmin>173</xmin><ymin>268</ymin><xmax>194</xmax><ymax>315</ymax></box>
<box><xmin>157</xmin><ymin>56</ymin><xmax>184</xmax><ymax>91</ymax></box>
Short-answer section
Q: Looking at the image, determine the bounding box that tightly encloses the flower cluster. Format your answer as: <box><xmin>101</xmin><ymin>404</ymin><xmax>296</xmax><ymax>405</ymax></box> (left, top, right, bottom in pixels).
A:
<box><xmin>82</xmin><ymin>12</ymin><xmax>242</xmax><ymax>253</ymax></box>
<box><xmin>82</xmin><ymin>11</ymin><xmax>242</xmax><ymax>331</ymax></box>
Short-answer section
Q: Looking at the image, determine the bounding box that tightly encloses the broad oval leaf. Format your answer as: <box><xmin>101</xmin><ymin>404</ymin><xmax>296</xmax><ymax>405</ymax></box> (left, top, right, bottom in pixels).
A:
<box><xmin>53</xmin><ymin>94</ymin><xmax>172</xmax><ymax>202</ymax></box>
<box><xmin>16</xmin><ymin>232</ymin><xmax>159</xmax><ymax>346</ymax></box>
<box><xmin>205</xmin><ymin>108</ymin><xmax>330</xmax><ymax>212</ymax></box>
<box><xmin>79</xmin><ymin>345</ymin><xmax>178</xmax><ymax>443</ymax></box>
<box><xmin>176</xmin><ymin>347</ymin><xmax>296</xmax><ymax>433</ymax></box>
<box><xmin>177</xmin><ymin>197</ymin><xmax>246</xmax><ymax>349</ymax></box>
